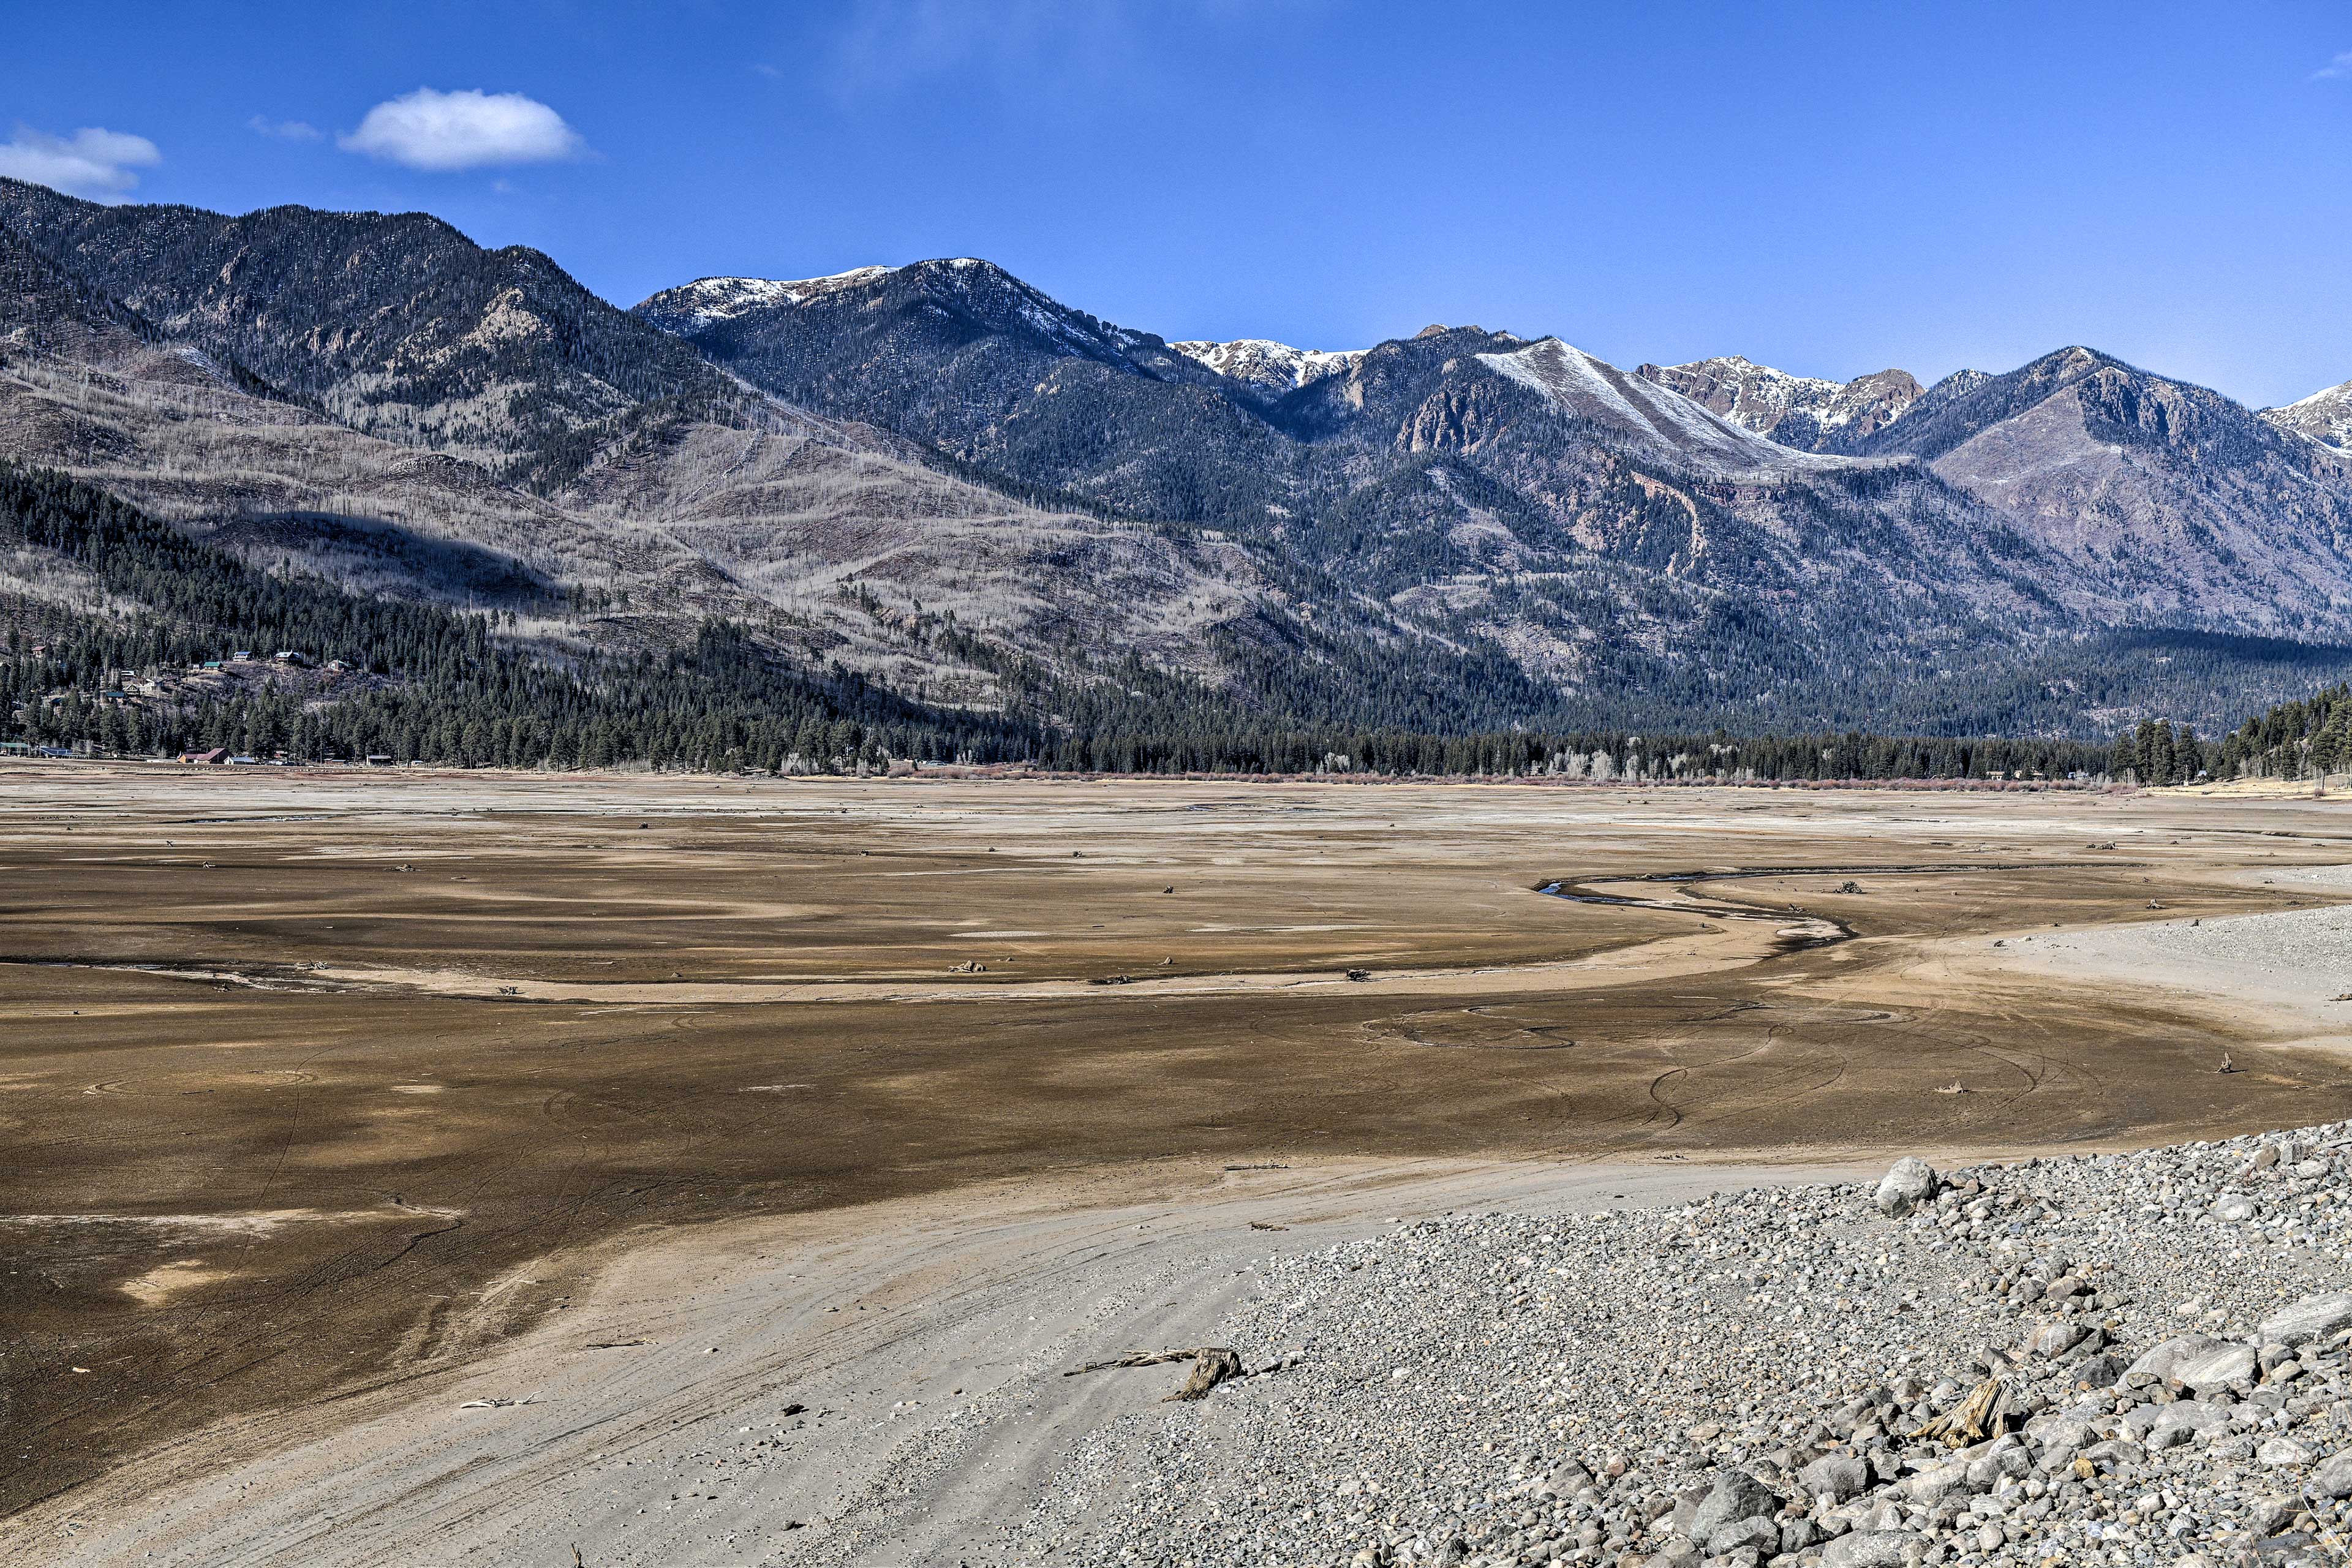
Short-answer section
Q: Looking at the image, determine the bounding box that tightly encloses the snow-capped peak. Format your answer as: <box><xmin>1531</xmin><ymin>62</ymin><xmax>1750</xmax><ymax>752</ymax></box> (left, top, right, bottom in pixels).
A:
<box><xmin>1634</xmin><ymin>355</ymin><xmax>1923</xmax><ymax>450</ymax></box>
<box><xmin>1477</xmin><ymin>339</ymin><xmax>1841</xmax><ymax>474</ymax></box>
<box><xmin>639</xmin><ymin>266</ymin><xmax>898</xmax><ymax>326</ymax></box>
<box><xmin>2262</xmin><ymin>379</ymin><xmax>2352</xmax><ymax>450</ymax></box>
<box><xmin>1166</xmin><ymin>337</ymin><xmax>1366</xmax><ymax>394</ymax></box>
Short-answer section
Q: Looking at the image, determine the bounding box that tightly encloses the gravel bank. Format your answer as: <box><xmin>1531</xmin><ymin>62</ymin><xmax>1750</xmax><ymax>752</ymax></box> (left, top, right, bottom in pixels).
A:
<box><xmin>1021</xmin><ymin>1125</ymin><xmax>2352</xmax><ymax>1568</ymax></box>
<box><xmin>1994</xmin><ymin>862</ymin><xmax>2352</xmax><ymax>1021</ymax></box>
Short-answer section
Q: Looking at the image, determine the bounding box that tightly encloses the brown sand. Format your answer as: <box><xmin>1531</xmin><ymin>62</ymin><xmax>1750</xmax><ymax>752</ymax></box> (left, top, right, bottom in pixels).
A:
<box><xmin>4</xmin><ymin>764</ymin><xmax>2352</xmax><ymax>1548</ymax></box>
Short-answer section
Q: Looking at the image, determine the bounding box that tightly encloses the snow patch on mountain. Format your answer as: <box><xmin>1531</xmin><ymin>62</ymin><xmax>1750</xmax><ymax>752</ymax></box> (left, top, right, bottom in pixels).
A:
<box><xmin>2262</xmin><ymin>379</ymin><xmax>2352</xmax><ymax>450</ymax></box>
<box><xmin>641</xmin><ymin>268</ymin><xmax>897</xmax><ymax>326</ymax></box>
<box><xmin>1166</xmin><ymin>338</ymin><xmax>1366</xmax><ymax>394</ymax></box>
<box><xmin>1478</xmin><ymin>339</ymin><xmax>1840</xmax><ymax>473</ymax></box>
<box><xmin>1634</xmin><ymin>355</ymin><xmax>1923</xmax><ymax>451</ymax></box>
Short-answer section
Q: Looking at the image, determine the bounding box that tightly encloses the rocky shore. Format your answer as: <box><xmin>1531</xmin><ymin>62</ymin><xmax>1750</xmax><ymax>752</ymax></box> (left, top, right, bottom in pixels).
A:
<box><xmin>1033</xmin><ymin>1125</ymin><xmax>2352</xmax><ymax>1568</ymax></box>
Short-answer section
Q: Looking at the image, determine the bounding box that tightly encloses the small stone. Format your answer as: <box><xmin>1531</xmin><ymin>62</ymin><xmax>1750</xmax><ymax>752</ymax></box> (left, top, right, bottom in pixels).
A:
<box><xmin>2259</xmin><ymin>1436</ymin><xmax>2316</xmax><ymax>1468</ymax></box>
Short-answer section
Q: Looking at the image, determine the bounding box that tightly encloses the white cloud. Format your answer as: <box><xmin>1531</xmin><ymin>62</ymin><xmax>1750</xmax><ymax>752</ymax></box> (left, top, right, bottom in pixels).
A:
<box><xmin>248</xmin><ymin>115</ymin><xmax>323</xmax><ymax>141</ymax></box>
<box><xmin>0</xmin><ymin>126</ymin><xmax>160</xmax><ymax>202</ymax></box>
<box><xmin>339</xmin><ymin>88</ymin><xmax>584</xmax><ymax>171</ymax></box>
<box><xmin>2315</xmin><ymin>51</ymin><xmax>2352</xmax><ymax>80</ymax></box>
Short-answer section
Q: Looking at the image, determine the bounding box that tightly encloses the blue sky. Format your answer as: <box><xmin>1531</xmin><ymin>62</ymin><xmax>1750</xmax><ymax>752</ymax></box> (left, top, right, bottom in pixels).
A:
<box><xmin>9</xmin><ymin>0</ymin><xmax>2352</xmax><ymax>407</ymax></box>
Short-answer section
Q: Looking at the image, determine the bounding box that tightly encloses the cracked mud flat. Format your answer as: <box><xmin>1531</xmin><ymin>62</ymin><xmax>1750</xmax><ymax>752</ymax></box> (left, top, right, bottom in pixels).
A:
<box><xmin>4</xmin><ymin>765</ymin><xmax>2352</xmax><ymax>1563</ymax></box>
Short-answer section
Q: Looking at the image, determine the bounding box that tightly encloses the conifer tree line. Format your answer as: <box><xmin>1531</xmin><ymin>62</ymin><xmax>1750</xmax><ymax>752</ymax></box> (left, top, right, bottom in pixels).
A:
<box><xmin>2192</xmin><ymin>684</ymin><xmax>2352</xmax><ymax>783</ymax></box>
<box><xmin>0</xmin><ymin>465</ymin><xmax>1031</xmax><ymax>771</ymax></box>
<box><xmin>0</xmin><ymin>461</ymin><xmax>2244</xmax><ymax>785</ymax></box>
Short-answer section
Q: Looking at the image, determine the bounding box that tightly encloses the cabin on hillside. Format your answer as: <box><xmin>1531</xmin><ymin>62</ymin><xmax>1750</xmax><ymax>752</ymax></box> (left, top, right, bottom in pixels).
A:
<box><xmin>180</xmin><ymin>747</ymin><xmax>229</xmax><ymax>764</ymax></box>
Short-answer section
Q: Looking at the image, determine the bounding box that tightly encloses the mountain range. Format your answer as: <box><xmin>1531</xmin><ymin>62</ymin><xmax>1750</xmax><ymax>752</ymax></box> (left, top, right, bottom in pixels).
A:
<box><xmin>8</xmin><ymin>174</ymin><xmax>2352</xmax><ymax>745</ymax></box>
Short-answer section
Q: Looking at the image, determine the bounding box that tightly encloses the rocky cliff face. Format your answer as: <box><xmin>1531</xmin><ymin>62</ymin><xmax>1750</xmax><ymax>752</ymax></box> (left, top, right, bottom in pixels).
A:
<box><xmin>1634</xmin><ymin>355</ymin><xmax>1924</xmax><ymax>451</ymax></box>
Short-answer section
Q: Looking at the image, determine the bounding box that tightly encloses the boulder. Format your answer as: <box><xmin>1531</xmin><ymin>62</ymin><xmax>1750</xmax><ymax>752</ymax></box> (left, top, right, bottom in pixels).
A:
<box><xmin>1874</xmin><ymin>1158</ymin><xmax>1938</xmax><ymax>1217</ymax></box>
<box><xmin>2308</xmin><ymin>1450</ymin><xmax>2352</xmax><ymax>1500</ymax></box>
<box><xmin>2260</xmin><ymin>1436</ymin><xmax>2316</xmax><ymax>1468</ymax></box>
<box><xmin>2125</xmin><ymin>1334</ymin><xmax>2225</xmax><ymax>1385</ymax></box>
<box><xmin>1539</xmin><ymin>1461</ymin><xmax>1593</xmax><ymax>1498</ymax></box>
<box><xmin>2081</xmin><ymin>1437</ymin><xmax>2147</xmax><ymax>1468</ymax></box>
<box><xmin>1798</xmin><ymin>1453</ymin><xmax>1870</xmax><ymax>1504</ymax></box>
<box><xmin>1687</xmin><ymin>1469</ymin><xmax>1779</xmax><ymax>1549</ymax></box>
<box><xmin>1705</xmin><ymin>1513</ymin><xmax>1781</xmax><ymax>1555</ymax></box>
<box><xmin>1967</xmin><ymin>1445</ymin><xmax>2031</xmax><ymax>1487</ymax></box>
<box><xmin>2155</xmin><ymin>1400</ymin><xmax>2236</xmax><ymax>1435</ymax></box>
<box><xmin>1901</xmin><ymin>1458</ymin><xmax>1976</xmax><ymax>1506</ymax></box>
<box><xmin>2029</xmin><ymin>1321</ymin><xmax>2088</xmax><ymax>1359</ymax></box>
<box><xmin>1822</xmin><ymin>1530</ymin><xmax>1915</xmax><ymax>1567</ymax></box>
<box><xmin>2261</xmin><ymin>1293</ymin><xmax>2352</xmax><ymax>1348</ymax></box>
<box><xmin>2176</xmin><ymin>1343</ymin><xmax>2258</xmax><ymax>1392</ymax></box>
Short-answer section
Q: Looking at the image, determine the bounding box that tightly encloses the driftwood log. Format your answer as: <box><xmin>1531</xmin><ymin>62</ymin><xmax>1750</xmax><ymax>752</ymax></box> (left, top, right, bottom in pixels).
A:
<box><xmin>1065</xmin><ymin>1346</ymin><xmax>1246</xmax><ymax>1401</ymax></box>
<box><xmin>1910</xmin><ymin>1378</ymin><xmax>2013</xmax><ymax>1448</ymax></box>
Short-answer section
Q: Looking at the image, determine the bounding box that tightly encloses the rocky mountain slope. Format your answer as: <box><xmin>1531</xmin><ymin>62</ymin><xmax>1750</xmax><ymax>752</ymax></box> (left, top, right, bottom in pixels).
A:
<box><xmin>638</xmin><ymin>257</ymin><xmax>1308</xmax><ymax>526</ymax></box>
<box><xmin>1633</xmin><ymin>355</ymin><xmax>1924</xmax><ymax>451</ymax></box>
<box><xmin>1850</xmin><ymin>346</ymin><xmax>2352</xmax><ymax>638</ymax></box>
<box><xmin>2263</xmin><ymin>379</ymin><xmax>2352</xmax><ymax>450</ymax></box>
<box><xmin>634</xmin><ymin>259</ymin><xmax>2352</xmax><ymax>731</ymax></box>
<box><xmin>0</xmin><ymin>186</ymin><xmax>1267</xmax><ymax>713</ymax></box>
<box><xmin>10</xmin><ymin>180</ymin><xmax>2352</xmax><ymax>739</ymax></box>
<box><xmin>0</xmin><ymin>178</ymin><xmax>745</xmax><ymax>485</ymax></box>
<box><xmin>1165</xmin><ymin>337</ymin><xmax>1365</xmax><ymax>400</ymax></box>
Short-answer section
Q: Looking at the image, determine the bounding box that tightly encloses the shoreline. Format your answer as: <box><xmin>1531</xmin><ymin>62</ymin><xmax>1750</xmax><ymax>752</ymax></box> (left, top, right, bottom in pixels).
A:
<box><xmin>18</xmin><ymin>1091</ymin><xmax>2341</xmax><ymax>1567</ymax></box>
<box><xmin>0</xmin><ymin>1147</ymin><xmax>2070</xmax><ymax>1567</ymax></box>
